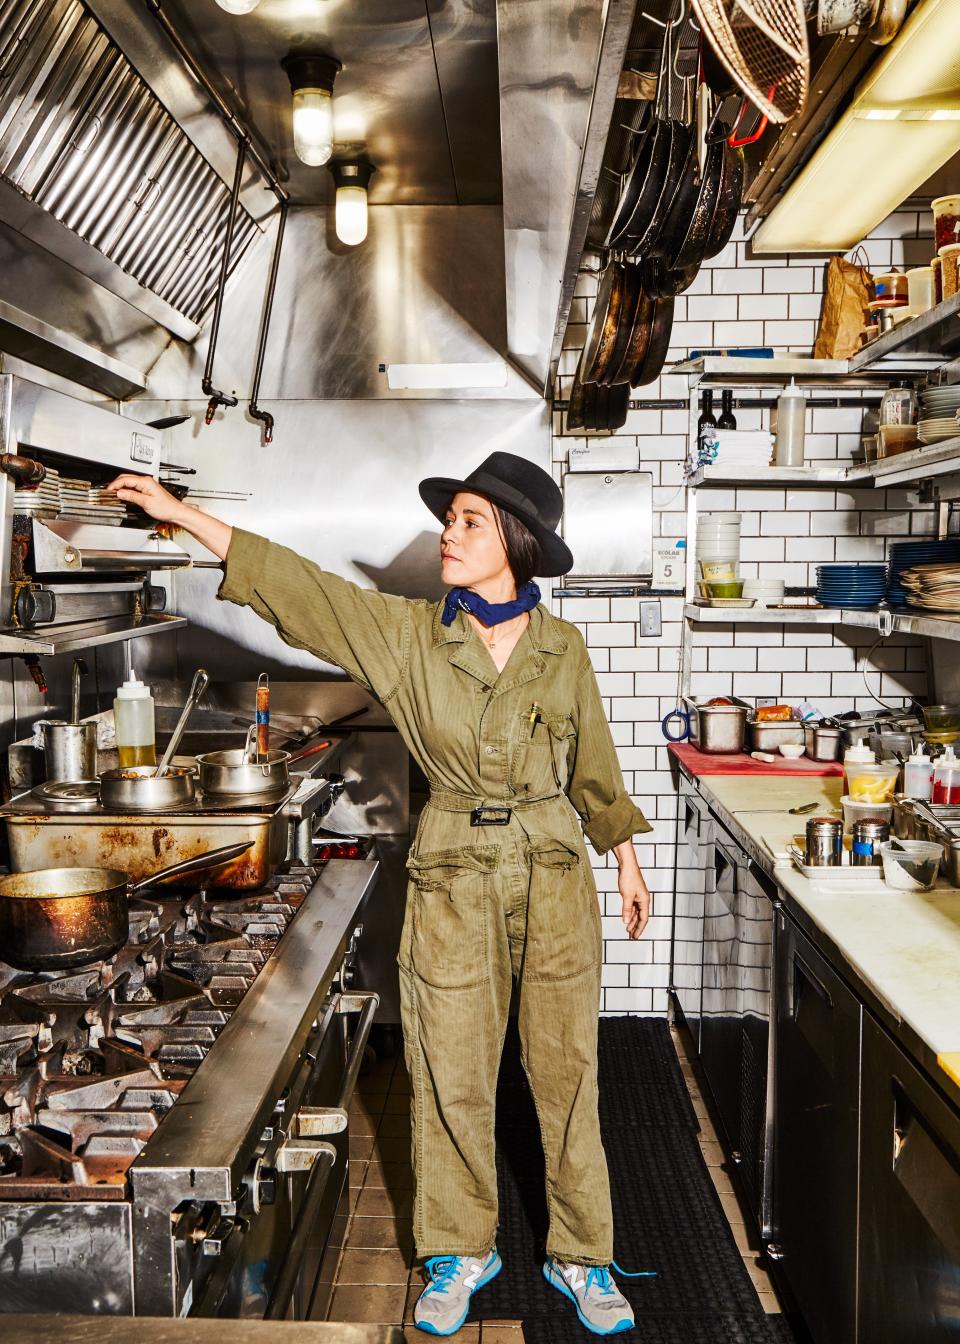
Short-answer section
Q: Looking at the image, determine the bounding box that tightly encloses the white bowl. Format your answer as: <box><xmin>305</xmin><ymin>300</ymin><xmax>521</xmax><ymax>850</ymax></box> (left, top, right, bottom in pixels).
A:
<box><xmin>779</xmin><ymin>742</ymin><xmax>806</xmax><ymax>759</ymax></box>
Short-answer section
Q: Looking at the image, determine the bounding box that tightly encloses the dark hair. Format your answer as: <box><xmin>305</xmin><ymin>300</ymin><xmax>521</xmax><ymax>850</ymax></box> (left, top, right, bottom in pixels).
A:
<box><xmin>496</xmin><ymin>506</ymin><xmax>542</xmax><ymax>587</ymax></box>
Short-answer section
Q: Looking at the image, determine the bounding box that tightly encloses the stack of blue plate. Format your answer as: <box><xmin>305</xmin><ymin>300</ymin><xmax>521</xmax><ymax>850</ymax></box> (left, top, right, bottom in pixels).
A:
<box><xmin>816</xmin><ymin>564</ymin><xmax>887</xmax><ymax>610</ymax></box>
<box><xmin>888</xmin><ymin>538</ymin><xmax>960</xmax><ymax>609</ymax></box>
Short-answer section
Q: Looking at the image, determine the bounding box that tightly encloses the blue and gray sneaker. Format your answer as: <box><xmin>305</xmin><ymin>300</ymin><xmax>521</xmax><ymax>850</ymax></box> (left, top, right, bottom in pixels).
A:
<box><xmin>413</xmin><ymin>1248</ymin><xmax>503</xmax><ymax>1335</ymax></box>
<box><xmin>543</xmin><ymin>1257</ymin><xmax>636</xmax><ymax>1335</ymax></box>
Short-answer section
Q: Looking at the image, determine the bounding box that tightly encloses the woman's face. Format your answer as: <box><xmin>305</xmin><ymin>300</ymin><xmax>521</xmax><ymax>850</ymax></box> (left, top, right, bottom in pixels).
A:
<box><xmin>439</xmin><ymin>491</ymin><xmax>513</xmax><ymax>591</ymax></box>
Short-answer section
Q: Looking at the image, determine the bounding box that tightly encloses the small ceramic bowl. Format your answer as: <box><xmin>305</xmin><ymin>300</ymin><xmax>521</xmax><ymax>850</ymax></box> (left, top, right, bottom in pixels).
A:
<box><xmin>779</xmin><ymin>743</ymin><xmax>806</xmax><ymax>759</ymax></box>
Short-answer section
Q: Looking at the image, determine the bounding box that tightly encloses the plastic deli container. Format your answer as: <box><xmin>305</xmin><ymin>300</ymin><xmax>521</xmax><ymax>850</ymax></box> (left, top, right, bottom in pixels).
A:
<box><xmin>939</xmin><ymin>243</ymin><xmax>960</xmax><ymax>301</ymax></box>
<box><xmin>872</xmin><ymin>272</ymin><xmax>908</xmax><ymax>304</ymax></box>
<box><xmin>933</xmin><ymin>195</ymin><xmax>960</xmax><ymax>253</ymax></box>
<box><xmin>906</xmin><ymin>265</ymin><xmax>934</xmax><ymax>315</ymax></box>
<box><xmin>879</xmin><ymin>840</ymin><xmax>942</xmax><ymax>892</ymax></box>
<box><xmin>846</xmin><ymin>763</ymin><xmax>900</xmax><ymax>803</ymax></box>
<box><xmin>841</xmin><ymin>795</ymin><xmax>893</xmax><ymax>833</ymax></box>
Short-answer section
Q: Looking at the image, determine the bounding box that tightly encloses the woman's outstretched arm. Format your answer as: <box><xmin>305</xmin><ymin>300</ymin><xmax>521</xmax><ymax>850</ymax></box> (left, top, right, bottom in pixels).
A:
<box><xmin>108</xmin><ymin>475</ymin><xmax>232</xmax><ymax>559</ymax></box>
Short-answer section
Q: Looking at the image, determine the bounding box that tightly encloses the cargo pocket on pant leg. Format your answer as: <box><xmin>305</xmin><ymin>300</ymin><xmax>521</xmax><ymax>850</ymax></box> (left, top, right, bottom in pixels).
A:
<box><xmin>523</xmin><ymin>838</ymin><xmax>601</xmax><ymax>983</ymax></box>
<box><xmin>402</xmin><ymin>846</ymin><xmax>499</xmax><ymax>990</ymax></box>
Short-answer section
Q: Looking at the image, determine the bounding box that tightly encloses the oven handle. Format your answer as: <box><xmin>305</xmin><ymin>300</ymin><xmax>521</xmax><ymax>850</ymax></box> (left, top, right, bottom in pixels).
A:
<box><xmin>264</xmin><ymin>990</ymin><xmax>379</xmax><ymax>1321</ymax></box>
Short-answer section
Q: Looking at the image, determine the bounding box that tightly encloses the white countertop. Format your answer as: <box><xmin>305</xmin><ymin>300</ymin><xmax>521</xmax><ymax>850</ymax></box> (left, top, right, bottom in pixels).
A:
<box><xmin>689</xmin><ymin>771</ymin><xmax>960</xmax><ymax>1095</ymax></box>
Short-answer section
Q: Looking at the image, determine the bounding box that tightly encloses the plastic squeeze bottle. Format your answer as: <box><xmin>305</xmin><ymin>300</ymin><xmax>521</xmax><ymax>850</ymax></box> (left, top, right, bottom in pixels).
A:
<box><xmin>843</xmin><ymin>736</ymin><xmax>875</xmax><ymax>796</ymax></box>
<box><xmin>114</xmin><ymin>669</ymin><xmax>156</xmax><ymax>768</ymax></box>
<box><xmin>933</xmin><ymin>746</ymin><xmax>960</xmax><ymax>805</ymax></box>
<box><xmin>774</xmin><ymin>379</ymin><xmax>806</xmax><ymax>467</ymax></box>
<box><xmin>903</xmin><ymin>747</ymin><xmax>933</xmax><ymax>801</ymax></box>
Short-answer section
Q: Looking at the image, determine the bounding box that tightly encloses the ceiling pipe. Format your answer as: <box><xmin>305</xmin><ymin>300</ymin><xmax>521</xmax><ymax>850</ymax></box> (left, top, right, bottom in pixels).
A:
<box><xmin>202</xmin><ymin>138</ymin><xmax>246</xmax><ymax>424</ymax></box>
<box><xmin>249</xmin><ymin>201</ymin><xmax>288</xmax><ymax>446</ymax></box>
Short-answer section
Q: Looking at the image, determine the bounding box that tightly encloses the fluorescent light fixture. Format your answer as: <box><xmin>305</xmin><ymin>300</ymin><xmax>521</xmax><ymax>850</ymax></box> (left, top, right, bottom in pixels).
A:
<box><xmin>281</xmin><ymin>54</ymin><xmax>341</xmax><ymax>168</ymax></box>
<box><xmin>385</xmin><ymin>362</ymin><xmax>509</xmax><ymax>390</ymax></box>
<box><xmin>753</xmin><ymin>0</ymin><xmax>960</xmax><ymax>253</ymax></box>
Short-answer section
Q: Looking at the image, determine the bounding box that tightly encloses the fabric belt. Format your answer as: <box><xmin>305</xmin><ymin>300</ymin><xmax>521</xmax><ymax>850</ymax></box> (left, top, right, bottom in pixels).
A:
<box><xmin>427</xmin><ymin>787</ymin><xmax>562</xmax><ymax>825</ymax></box>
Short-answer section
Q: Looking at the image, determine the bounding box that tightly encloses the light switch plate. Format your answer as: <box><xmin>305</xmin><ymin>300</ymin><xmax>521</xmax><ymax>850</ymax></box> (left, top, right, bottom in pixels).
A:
<box><xmin>639</xmin><ymin>601</ymin><xmax>661</xmax><ymax>638</ymax></box>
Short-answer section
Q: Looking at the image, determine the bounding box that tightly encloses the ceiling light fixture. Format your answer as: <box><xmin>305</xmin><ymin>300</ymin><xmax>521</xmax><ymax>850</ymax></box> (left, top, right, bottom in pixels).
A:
<box><xmin>328</xmin><ymin>159</ymin><xmax>375</xmax><ymax>245</ymax></box>
<box><xmin>752</xmin><ymin>0</ymin><xmax>960</xmax><ymax>253</ymax></box>
<box><xmin>281</xmin><ymin>53</ymin><xmax>341</xmax><ymax>167</ymax></box>
<box><xmin>215</xmin><ymin>0</ymin><xmax>262</xmax><ymax>13</ymax></box>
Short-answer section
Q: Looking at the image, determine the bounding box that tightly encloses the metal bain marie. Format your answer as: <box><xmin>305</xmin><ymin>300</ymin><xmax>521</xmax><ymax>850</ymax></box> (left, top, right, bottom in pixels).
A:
<box><xmin>0</xmin><ymin>792</ymin><xmax>291</xmax><ymax>890</ymax></box>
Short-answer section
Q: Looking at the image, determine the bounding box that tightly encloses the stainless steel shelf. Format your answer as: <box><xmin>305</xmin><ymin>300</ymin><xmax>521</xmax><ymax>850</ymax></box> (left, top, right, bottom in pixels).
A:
<box><xmin>686</xmin><ymin>438</ymin><xmax>960</xmax><ymax>489</ymax></box>
<box><xmin>671</xmin><ymin>354</ymin><xmax>905</xmax><ymax>387</ymax></box>
<box><xmin>0</xmin><ymin>612</ymin><xmax>186</xmax><ymax>655</ymax></box>
<box><xmin>684</xmin><ymin>604</ymin><xmax>960</xmax><ymax>643</ymax></box>
<box><xmin>849</xmin><ymin>292</ymin><xmax>960</xmax><ymax>373</ymax></box>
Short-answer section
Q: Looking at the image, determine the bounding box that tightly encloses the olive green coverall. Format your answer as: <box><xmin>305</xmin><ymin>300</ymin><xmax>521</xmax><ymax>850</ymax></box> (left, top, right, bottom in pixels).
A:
<box><xmin>220</xmin><ymin>530</ymin><xmax>650</xmax><ymax>1265</ymax></box>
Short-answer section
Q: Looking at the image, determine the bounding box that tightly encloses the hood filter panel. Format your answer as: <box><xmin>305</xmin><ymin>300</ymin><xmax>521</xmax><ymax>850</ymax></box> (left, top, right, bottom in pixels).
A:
<box><xmin>0</xmin><ymin>0</ymin><xmax>258</xmax><ymax>325</ymax></box>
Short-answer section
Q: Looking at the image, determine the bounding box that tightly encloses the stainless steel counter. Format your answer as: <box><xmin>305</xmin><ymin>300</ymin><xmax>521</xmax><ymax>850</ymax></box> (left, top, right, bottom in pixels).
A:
<box><xmin>5</xmin><ymin>1317</ymin><xmax>403</xmax><ymax>1343</ymax></box>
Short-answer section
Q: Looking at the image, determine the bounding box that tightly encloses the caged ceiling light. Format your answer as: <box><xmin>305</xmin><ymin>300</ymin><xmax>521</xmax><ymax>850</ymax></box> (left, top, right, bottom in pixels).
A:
<box><xmin>328</xmin><ymin>159</ymin><xmax>375</xmax><ymax>245</ymax></box>
<box><xmin>281</xmin><ymin>53</ymin><xmax>341</xmax><ymax>167</ymax></box>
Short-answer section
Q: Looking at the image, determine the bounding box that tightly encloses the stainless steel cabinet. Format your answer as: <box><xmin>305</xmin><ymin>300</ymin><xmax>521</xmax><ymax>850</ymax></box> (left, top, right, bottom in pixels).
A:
<box><xmin>773</xmin><ymin>911</ymin><xmax>861</xmax><ymax>1344</ymax></box>
<box><xmin>670</xmin><ymin>776</ymin><xmax>714</xmax><ymax>1048</ymax></box>
<box><xmin>859</xmin><ymin>1012</ymin><xmax>960</xmax><ymax>1344</ymax></box>
<box><xmin>700</xmin><ymin>834</ymin><xmax>740</xmax><ymax>1149</ymax></box>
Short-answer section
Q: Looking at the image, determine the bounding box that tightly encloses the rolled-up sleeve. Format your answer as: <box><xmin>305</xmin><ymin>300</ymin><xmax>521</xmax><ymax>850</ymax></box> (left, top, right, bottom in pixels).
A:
<box><xmin>568</xmin><ymin>659</ymin><xmax>651</xmax><ymax>853</ymax></box>
<box><xmin>218</xmin><ymin>528</ymin><xmax>410</xmax><ymax>702</ymax></box>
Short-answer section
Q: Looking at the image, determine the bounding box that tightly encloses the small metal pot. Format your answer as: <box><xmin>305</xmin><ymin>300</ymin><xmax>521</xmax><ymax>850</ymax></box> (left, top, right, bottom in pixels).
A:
<box><xmin>803</xmin><ymin>722</ymin><xmax>842</xmax><ymax>762</ymax></box>
<box><xmin>39</xmin><ymin>720</ymin><xmax>98</xmax><ymax>782</ymax></box>
<box><xmin>198</xmin><ymin>747</ymin><xmax>291</xmax><ymax>799</ymax></box>
<box><xmin>0</xmin><ymin>840</ymin><xmax>252</xmax><ymax>971</ymax></box>
<box><xmin>99</xmin><ymin>764</ymin><xmax>196</xmax><ymax>812</ymax></box>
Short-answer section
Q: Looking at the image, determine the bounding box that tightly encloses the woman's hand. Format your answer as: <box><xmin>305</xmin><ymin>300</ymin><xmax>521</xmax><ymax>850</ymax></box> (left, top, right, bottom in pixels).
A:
<box><xmin>613</xmin><ymin>839</ymin><xmax>651</xmax><ymax>940</ymax></box>
<box><xmin>108</xmin><ymin>474</ymin><xmax>186</xmax><ymax>524</ymax></box>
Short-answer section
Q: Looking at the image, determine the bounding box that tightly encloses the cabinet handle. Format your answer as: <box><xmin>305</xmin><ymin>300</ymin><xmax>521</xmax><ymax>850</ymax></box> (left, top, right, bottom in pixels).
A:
<box><xmin>793</xmin><ymin>955</ymin><xmax>833</xmax><ymax>1015</ymax></box>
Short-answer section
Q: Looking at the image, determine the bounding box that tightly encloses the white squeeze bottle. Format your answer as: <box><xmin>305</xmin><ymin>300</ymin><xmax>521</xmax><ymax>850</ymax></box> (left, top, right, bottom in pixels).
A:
<box><xmin>775</xmin><ymin>379</ymin><xmax>806</xmax><ymax>467</ymax></box>
<box><xmin>904</xmin><ymin>747</ymin><xmax>933</xmax><ymax>801</ymax></box>
<box><xmin>114</xmin><ymin>669</ymin><xmax>156</xmax><ymax>768</ymax></box>
<box><xmin>843</xmin><ymin>735</ymin><xmax>875</xmax><ymax>796</ymax></box>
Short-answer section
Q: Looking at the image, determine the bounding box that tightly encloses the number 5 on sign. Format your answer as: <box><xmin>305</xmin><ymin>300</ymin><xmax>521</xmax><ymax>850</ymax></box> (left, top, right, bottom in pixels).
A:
<box><xmin>653</xmin><ymin>545</ymin><xmax>684</xmax><ymax>589</ymax></box>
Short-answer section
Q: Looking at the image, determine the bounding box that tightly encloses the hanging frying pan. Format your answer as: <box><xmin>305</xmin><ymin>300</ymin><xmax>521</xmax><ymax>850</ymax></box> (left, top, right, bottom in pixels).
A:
<box><xmin>581</xmin><ymin>263</ymin><xmax>626</xmax><ymax>384</ymax></box>
<box><xmin>703</xmin><ymin>134</ymin><xmax>744</xmax><ymax>259</ymax></box>
<box><xmin>603</xmin><ymin>383</ymin><xmax>630</xmax><ymax>431</ymax></box>
<box><xmin>566</xmin><ymin>363</ymin><xmax>587</xmax><ymax>431</ymax></box>
<box><xmin>596</xmin><ymin>266</ymin><xmax>648</xmax><ymax>386</ymax></box>
<box><xmin>608</xmin><ymin>288</ymin><xmax>655</xmax><ymax>386</ymax></box>
<box><xmin>640</xmin><ymin>255</ymin><xmax>699</xmax><ymax>298</ymax></box>
<box><xmin>656</xmin><ymin>132</ymin><xmax>725</xmax><ymax>271</ymax></box>
<box><xmin>630</xmin><ymin>295</ymin><xmax>675</xmax><ymax>388</ymax></box>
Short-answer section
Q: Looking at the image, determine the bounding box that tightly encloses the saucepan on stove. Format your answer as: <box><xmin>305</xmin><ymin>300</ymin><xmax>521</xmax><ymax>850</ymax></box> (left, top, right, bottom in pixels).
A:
<box><xmin>98</xmin><ymin>667</ymin><xmax>208</xmax><ymax>812</ymax></box>
<box><xmin>197</xmin><ymin>723</ymin><xmax>332</xmax><ymax>801</ymax></box>
<box><xmin>0</xmin><ymin>839</ymin><xmax>253</xmax><ymax>972</ymax></box>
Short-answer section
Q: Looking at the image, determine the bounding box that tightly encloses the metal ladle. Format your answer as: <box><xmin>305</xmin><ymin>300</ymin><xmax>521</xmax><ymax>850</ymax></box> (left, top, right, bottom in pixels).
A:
<box><xmin>156</xmin><ymin>668</ymin><xmax>209</xmax><ymax>777</ymax></box>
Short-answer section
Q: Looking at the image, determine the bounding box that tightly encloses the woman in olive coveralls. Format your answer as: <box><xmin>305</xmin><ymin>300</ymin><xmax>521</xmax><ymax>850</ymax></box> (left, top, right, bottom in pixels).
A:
<box><xmin>110</xmin><ymin>453</ymin><xmax>652</xmax><ymax>1338</ymax></box>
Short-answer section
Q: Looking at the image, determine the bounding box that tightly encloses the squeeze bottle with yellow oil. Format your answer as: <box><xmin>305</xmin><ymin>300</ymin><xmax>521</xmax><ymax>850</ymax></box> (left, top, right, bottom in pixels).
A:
<box><xmin>114</xmin><ymin>669</ymin><xmax>156</xmax><ymax>767</ymax></box>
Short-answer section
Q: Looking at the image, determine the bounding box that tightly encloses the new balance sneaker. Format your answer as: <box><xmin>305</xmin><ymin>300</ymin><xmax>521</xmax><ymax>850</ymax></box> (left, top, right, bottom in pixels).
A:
<box><xmin>413</xmin><ymin>1248</ymin><xmax>503</xmax><ymax>1335</ymax></box>
<box><xmin>543</xmin><ymin>1257</ymin><xmax>635</xmax><ymax>1335</ymax></box>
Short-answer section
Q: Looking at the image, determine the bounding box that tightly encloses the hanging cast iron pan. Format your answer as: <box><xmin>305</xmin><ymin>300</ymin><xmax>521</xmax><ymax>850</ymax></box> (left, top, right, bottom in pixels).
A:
<box><xmin>583</xmin><ymin>382</ymin><xmax>630</xmax><ymax>432</ymax></box>
<box><xmin>595</xmin><ymin>264</ymin><xmax>652</xmax><ymax>386</ymax></box>
<box><xmin>581</xmin><ymin>263</ymin><xmax>626</xmax><ymax>384</ymax></box>
<box><xmin>658</xmin><ymin>132</ymin><xmax>725</xmax><ymax>272</ymax></box>
<box><xmin>566</xmin><ymin>353</ymin><xmax>587</xmax><ymax>431</ymax></box>
<box><xmin>631</xmin><ymin>294</ymin><xmax>675</xmax><ymax>388</ymax></box>
<box><xmin>581</xmin><ymin>381</ymin><xmax>599</xmax><ymax>431</ymax></box>
<box><xmin>640</xmin><ymin>255</ymin><xmax>699</xmax><ymax>298</ymax></box>
<box><xmin>702</xmin><ymin>134</ymin><xmax>745</xmax><ymax>260</ymax></box>
<box><xmin>609</xmin><ymin>118</ymin><xmax>692</xmax><ymax>254</ymax></box>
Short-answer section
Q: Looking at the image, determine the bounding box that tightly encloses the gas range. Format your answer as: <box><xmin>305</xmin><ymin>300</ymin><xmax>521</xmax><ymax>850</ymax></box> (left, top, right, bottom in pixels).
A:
<box><xmin>0</xmin><ymin>853</ymin><xmax>379</xmax><ymax>1319</ymax></box>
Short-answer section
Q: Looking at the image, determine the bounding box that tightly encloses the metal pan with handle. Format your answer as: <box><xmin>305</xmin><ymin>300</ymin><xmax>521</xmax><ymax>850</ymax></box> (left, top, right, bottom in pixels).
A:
<box><xmin>656</xmin><ymin>130</ymin><xmax>725</xmax><ymax>271</ymax></box>
<box><xmin>0</xmin><ymin>840</ymin><xmax>254</xmax><ymax>972</ymax></box>
<box><xmin>99</xmin><ymin>668</ymin><xmax>209</xmax><ymax>812</ymax></box>
<box><xmin>580</xmin><ymin>263</ymin><xmax>627</xmax><ymax>385</ymax></box>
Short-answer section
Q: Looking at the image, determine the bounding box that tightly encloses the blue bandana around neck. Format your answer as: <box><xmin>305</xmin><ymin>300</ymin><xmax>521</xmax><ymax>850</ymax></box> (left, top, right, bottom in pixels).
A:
<box><xmin>441</xmin><ymin>581</ymin><xmax>541</xmax><ymax>629</ymax></box>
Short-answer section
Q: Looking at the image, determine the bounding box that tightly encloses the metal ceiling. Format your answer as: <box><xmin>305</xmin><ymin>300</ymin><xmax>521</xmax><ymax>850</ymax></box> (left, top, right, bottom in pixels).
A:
<box><xmin>152</xmin><ymin>0</ymin><xmax>502</xmax><ymax>207</ymax></box>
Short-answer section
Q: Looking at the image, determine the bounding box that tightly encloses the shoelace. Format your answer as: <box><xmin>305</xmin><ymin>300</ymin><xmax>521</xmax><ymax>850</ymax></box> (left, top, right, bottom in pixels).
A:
<box><xmin>564</xmin><ymin>1259</ymin><xmax>657</xmax><ymax>1299</ymax></box>
<box><xmin>424</xmin><ymin>1255</ymin><xmax>463</xmax><ymax>1296</ymax></box>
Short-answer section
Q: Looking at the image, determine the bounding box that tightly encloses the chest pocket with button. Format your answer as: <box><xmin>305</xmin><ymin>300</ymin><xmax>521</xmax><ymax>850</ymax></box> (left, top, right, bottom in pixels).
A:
<box><xmin>511</xmin><ymin>712</ymin><xmax>575</xmax><ymax>797</ymax></box>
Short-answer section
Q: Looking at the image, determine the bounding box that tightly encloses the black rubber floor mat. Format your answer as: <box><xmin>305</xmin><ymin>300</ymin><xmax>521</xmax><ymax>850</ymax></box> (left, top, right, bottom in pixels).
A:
<box><xmin>522</xmin><ymin>1311</ymin><xmax>803</xmax><ymax>1343</ymax></box>
<box><xmin>473</xmin><ymin>1018</ymin><xmax>799</xmax><ymax>1339</ymax></box>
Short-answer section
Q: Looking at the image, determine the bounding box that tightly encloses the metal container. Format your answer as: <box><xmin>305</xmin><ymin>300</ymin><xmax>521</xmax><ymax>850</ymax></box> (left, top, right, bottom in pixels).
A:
<box><xmin>39</xmin><ymin>720</ymin><xmax>97</xmax><ymax>782</ymax></box>
<box><xmin>803</xmin><ymin>722</ymin><xmax>842</xmax><ymax>762</ymax></box>
<box><xmin>851</xmin><ymin>818</ymin><xmax>889</xmax><ymax>866</ymax></box>
<box><xmin>910</xmin><ymin>803</ymin><xmax>960</xmax><ymax>886</ymax></box>
<box><xmin>198</xmin><ymin>746</ymin><xmax>291</xmax><ymax>799</ymax></box>
<box><xmin>682</xmin><ymin>697</ymin><xmax>750</xmax><ymax>753</ymax></box>
<box><xmin>806</xmin><ymin>816</ymin><xmax>843</xmax><ymax>866</ymax></box>
<box><xmin>749</xmin><ymin>720</ymin><xmax>805</xmax><ymax>753</ymax></box>
<box><xmin>98</xmin><ymin>763</ymin><xmax>196</xmax><ymax>811</ymax></box>
<box><xmin>1</xmin><ymin>800</ymin><xmax>289</xmax><ymax>890</ymax></box>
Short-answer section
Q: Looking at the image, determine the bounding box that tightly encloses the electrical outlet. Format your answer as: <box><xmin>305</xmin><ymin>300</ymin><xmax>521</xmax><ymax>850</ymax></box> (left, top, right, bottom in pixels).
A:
<box><xmin>639</xmin><ymin>600</ymin><xmax>661</xmax><ymax>638</ymax></box>
<box><xmin>756</xmin><ymin>696</ymin><xmax>777</xmax><ymax>707</ymax></box>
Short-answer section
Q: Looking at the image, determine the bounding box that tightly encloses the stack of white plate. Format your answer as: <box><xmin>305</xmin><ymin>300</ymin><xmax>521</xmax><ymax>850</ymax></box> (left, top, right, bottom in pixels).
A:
<box><xmin>918</xmin><ymin>384</ymin><xmax>960</xmax><ymax>444</ymax></box>
<box><xmin>901</xmin><ymin>562</ymin><xmax>960</xmax><ymax>612</ymax></box>
<box><xmin>742</xmin><ymin>578</ymin><xmax>785</xmax><ymax>608</ymax></box>
<box><xmin>697</xmin><ymin>511</ymin><xmax>741</xmax><ymax>565</ymax></box>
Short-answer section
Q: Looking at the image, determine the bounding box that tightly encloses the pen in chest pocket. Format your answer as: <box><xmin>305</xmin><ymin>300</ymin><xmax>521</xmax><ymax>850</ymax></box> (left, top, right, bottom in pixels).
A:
<box><xmin>528</xmin><ymin>702</ymin><xmax>542</xmax><ymax>739</ymax></box>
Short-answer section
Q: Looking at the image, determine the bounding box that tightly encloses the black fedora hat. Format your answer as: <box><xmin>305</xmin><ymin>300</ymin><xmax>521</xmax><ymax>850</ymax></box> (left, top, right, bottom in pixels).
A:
<box><xmin>419</xmin><ymin>451</ymin><xmax>573</xmax><ymax>578</ymax></box>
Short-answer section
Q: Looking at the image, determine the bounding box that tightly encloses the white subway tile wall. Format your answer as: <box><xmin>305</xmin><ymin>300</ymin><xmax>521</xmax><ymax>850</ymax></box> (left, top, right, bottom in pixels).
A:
<box><xmin>556</xmin><ymin>212</ymin><xmax>933</xmax><ymax>1016</ymax></box>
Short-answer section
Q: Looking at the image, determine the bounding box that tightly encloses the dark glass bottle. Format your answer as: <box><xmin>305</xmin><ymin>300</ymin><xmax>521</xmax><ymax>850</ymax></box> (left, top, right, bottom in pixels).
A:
<box><xmin>717</xmin><ymin>389</ymin><xmax>737</xmax><ymax>430</ymax></box>
<box><xmin>697</xmin><ymin>389</ymin><xmax>717</xmax><ymax>439</ymax></box>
